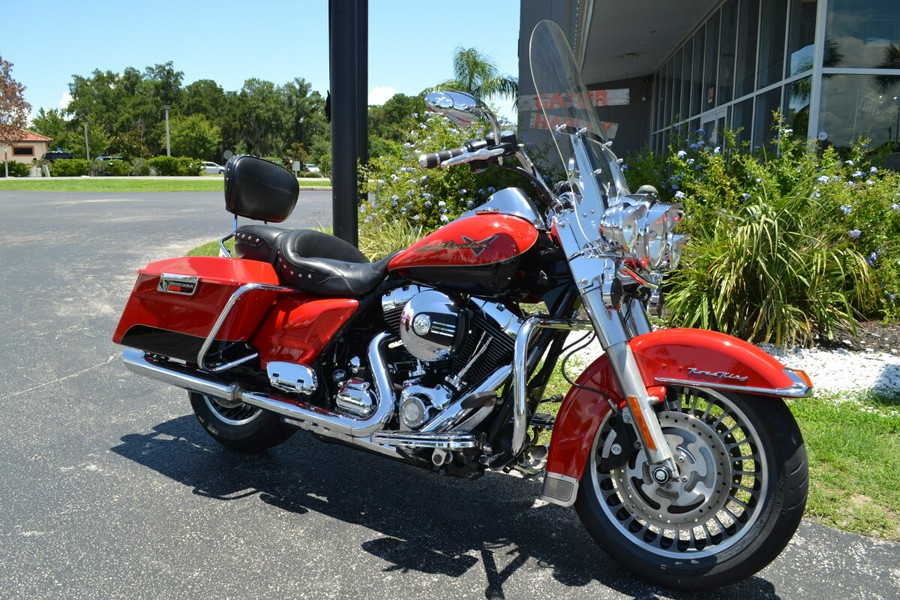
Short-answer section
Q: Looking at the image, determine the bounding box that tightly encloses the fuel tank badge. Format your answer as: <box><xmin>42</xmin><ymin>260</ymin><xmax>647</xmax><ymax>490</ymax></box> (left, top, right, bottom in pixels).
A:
<box><xmin>414</xmin><ymin>234</ymin><xmax>499</xmax><ymax>257</ymax></box>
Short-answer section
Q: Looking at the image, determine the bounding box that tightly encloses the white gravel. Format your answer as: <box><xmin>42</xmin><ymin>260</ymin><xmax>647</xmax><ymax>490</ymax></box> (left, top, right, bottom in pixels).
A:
<box><xmin>570</xmin><ymin>336</ymin><xmax>900</xmax><ymax>396</ymax></box>
<box><xmin>759</xmin><ymin>345</ymin><xmax>900</xmax><ymax>395</ymax></box>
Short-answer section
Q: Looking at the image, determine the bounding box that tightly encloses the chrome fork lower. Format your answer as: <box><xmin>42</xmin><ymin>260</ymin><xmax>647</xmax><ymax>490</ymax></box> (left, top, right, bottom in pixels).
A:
<box><xmin>580</xmin><ymin>287</ymin><xmax>678</xmax><ymax>480</ymax></box>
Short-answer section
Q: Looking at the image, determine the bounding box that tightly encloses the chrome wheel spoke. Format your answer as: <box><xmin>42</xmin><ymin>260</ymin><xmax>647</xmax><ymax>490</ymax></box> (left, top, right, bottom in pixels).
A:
<box><xmin>590</xmin><ymin>387</ymin><xmax>769</xmax><ymax>559</ymax></box>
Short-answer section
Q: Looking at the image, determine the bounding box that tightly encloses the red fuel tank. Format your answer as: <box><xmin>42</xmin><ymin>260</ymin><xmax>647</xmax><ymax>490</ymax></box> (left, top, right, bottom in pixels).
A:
<box><xmin>388</xmin><ymin>213</ymin><xmax>539</xmax><ymax>295</ymax></box>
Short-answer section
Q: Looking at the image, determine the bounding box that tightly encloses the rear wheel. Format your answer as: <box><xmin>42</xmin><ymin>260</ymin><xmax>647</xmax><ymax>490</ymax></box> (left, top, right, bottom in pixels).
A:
<box><xmin>189</xmin><ymin>391</ymin><xmax>296</xmax><ymax>453</ymax></box>
<box><xmin>575</xmin><ymin>387</ymin><xmax>807</xmax><ymax>591</ymax></box>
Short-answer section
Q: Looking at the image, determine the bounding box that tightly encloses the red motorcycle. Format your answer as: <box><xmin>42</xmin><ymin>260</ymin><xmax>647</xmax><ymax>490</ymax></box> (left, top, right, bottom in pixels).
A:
<box><xmin>114</xmin><ymin>20</ymin><xmax>810</xmax><ymax>591</ymax></box>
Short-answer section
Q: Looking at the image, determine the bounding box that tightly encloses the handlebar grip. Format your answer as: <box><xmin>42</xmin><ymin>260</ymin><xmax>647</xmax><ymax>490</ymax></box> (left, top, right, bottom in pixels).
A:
<box><xmin>418</xmin><ymin>146</ymin><xmax>465</xmax><ymax>169</ymax></box>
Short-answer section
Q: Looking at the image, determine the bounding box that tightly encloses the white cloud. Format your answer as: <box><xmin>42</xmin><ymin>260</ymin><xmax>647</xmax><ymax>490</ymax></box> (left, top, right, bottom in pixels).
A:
<box><xmin>58</xmin><ymin>92</ymin><xmax>72</xmax><ymax>109</ymax></box>
<box><xmin>368</xmin><ymin>86</ymin><xmax>396</xmax><ymax>106</ymax></box>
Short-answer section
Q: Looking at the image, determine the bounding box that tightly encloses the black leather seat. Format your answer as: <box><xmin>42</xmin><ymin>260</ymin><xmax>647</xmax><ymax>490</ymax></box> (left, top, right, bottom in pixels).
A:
<box><xmin>234</xmin><ymin>224</ymin><xmax>288</xmax><ymax>263</ymax></box>
<box><xmin>276</xmin><ymin>229</ymin><xmax>390</xmax><ymax>297</ymax></box>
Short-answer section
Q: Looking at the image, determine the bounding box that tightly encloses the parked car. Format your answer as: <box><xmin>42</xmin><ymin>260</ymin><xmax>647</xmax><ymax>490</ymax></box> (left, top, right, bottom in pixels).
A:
<box><xmin>96</xmin><ymin>155</ymin><xmax>125</xmax><ymax>162</ymax></box>
<box><xmin>203</xmin><ymin>161</ymin><xmax>225</xmax><ymax>175</ymax></box>
<box><xmin>43</xmin><ymin>151</ymin><xmax>74</xmax><ymax>162</ymax></box>
<box><xmin>305</xmin><ymin>163</ymin><xmax>321</xmax><ymax>174</ymax></box>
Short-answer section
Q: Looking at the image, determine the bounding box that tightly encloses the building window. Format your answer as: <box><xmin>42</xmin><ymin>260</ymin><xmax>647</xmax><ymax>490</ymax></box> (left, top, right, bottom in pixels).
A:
<box><xmin>758</xmin><ymin>0</ymin><xmax>789</xmax><ymax>88</ymax></box>
<box><xmin>733</xmin><ymin>97</ymin><xmax>755</xmax><ymax>145</ymax></box>
<box><xmin>819</xmin><ymin>74</ymin><xmax>899</xmax><ymax>148</ymax></box>
<box><xmin>786</xmin><ymin>0</ymin><xmax>818</xmax><ymax>77</ymax></box>
<box><xmin>753</xmin><ymin>86</ymin><xmax>783</xmax><ymax>153</ymax></box>
<box><xmin>681</xmin><ymin>39</ymin><xmax>694</xmax><ymax>120</ymax></box>
<box><xmin>704</xmin><ymin>12</ymin><xmax>720</xmax><ymax>111</ymax></box>
<box><xmin>12</xmin><ymin>147</ymin><xmax>34</xmax><ymax>156</ymax></box>
<box><xmin>691</xmin><ymin>31</ymin><xmax>705</xmax><ymax>116</ymax></box>
<box><xmin>784</xmin><ymin>76</ymin><xmax>813</xmax><ymax>138</ymax></box>
<box><xmin>824</xmin><ymin>0</ymin><xmax>900</xmax><ymax>69</ymax></box>
<box><xmin>735</xmin><ymin>0</ymin><xmax>761</xmax><ymax>98</ymax></box>
<box><xmin>719</xmin><ymin>1</ymin><xmax>738</xmax><ymax>105</ymax></box>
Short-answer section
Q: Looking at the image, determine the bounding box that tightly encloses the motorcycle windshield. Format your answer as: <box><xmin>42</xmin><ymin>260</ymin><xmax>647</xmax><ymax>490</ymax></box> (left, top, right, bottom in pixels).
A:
<box><xmin>527</xmin><ymin>20</ymin><xmax>630</xmax><ymax>203</ymax></box>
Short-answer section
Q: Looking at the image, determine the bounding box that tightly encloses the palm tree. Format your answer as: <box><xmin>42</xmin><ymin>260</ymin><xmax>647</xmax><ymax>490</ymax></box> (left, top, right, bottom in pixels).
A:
<box><xmin>438</xmin><ymin>47</ymin><xmax>518</xmax><ymax>103</ymax></box>
<box><xmin>874</xmin><ymin>43</ymin><xmax>900</xmax><ymax>95</ymax></box>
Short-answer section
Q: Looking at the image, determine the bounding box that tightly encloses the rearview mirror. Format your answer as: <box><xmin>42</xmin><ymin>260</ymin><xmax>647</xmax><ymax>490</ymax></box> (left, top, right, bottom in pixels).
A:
<box><xmin>425</xmin><ymin>90</ymin><xmax>482</xmax><ymax>128</ymax></box>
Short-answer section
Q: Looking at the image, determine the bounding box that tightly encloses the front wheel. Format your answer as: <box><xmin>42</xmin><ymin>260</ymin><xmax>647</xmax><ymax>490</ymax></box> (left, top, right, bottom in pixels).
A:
<box><xmin>189</xmin><ymin>391</ymin><xmax>296</xmax><ymax>453</ymax></box>
<box><xmin>575</xmin><ymin>387</ymin><xmax>808</xmax><ymax>591</ymax></box>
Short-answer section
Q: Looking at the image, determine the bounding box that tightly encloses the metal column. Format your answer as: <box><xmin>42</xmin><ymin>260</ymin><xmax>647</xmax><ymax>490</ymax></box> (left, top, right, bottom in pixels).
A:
<box><xmin>328</xmin><ymin>0</ymin><xmax>368</xmax><ymax>247</ymax></box>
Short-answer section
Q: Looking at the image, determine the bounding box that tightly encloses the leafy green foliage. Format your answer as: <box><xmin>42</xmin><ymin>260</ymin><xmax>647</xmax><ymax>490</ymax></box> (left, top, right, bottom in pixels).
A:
<box><xmin>147</xmin><ymin>156</ymin><xmax>201</xmax><ymax>176</ymax></box>
<box><xmin>30</xmin><ymin>64</ymin><xmax>330</xmax><ymax>169</ymax></box>
<box><xmin>49</xmin><ymin>159</ymin><xmax>91</xmax><ymax>176</ymax></box>
<box><xmin>168</xmin><ymin>114</ymin><xmax>221</xmax><ymax>160</ymax></box>
<box><xmin>360</xmin><ymin>109</ymin><xmax>525</xmax><ymax>256</ymax></box>
<box><xmin>627</xmin><ymin>120</ymin><xmax>900</xmax><ymax>346</ymax></box>
<box><xmin>0</xmin><ymin>161</ymin><xmax>29</xmax><ymax>177</ymax></box>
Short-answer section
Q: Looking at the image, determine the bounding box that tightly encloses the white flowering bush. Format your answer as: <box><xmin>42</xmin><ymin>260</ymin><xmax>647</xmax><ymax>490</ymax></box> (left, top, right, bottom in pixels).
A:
<box><xmin>359</xmin><ymin>111</ymin><xmax>525</xmax><ymax>256</ymax></box>
<box><xmin>624</xmin><ymin>119</ymin><xmax>899</xmax><ymax>346</ymax></box>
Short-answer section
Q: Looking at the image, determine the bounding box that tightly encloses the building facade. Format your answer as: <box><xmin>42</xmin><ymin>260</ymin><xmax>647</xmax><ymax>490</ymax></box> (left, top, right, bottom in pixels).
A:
<box><xmin>520</xmin><ymin>0</ymin><xmax>900</xmax><ymax>159</ymax></box>
<box><xmin>1</xmin><ymin>129</ymin><xmax>53</xmax><ymax>165</ymax></box>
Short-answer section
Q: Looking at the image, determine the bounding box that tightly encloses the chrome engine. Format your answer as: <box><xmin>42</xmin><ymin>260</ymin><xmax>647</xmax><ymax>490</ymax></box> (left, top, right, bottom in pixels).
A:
<box><xmin>379</xmin><ymin>285</ymin><xmax>523</xmax><ymax>432</ymax></box>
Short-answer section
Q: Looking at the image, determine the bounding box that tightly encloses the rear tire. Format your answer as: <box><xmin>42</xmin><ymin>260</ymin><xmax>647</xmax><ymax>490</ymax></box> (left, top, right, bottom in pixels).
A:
<box><xmin>575</xmin><ymin>387</ymin><xmax>808</xmax><ymax>591</ymax></box>
<box><xmin>189</xmin><ymin>391</ymin><xmax>296</xmax><ymax>453</ymax></box>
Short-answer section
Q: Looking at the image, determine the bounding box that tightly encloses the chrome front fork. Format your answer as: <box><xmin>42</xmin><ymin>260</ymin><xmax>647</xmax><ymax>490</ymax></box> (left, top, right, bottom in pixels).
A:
<box><xmin>580</xmin><ymin>286</ymin><xmax>679</xmax><ymax>481</ymax></box>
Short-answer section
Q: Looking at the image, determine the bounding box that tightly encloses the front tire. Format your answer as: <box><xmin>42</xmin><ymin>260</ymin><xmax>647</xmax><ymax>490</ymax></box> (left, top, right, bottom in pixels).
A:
<box><xmin>575</xmin><ymin>387</ymin><xmax>807</xmax><ymax>591</ymax></box>
<box><xmin>189</xmin><ymin>391</ymin><xmax>296</xmax><ymax>453</ymax></box>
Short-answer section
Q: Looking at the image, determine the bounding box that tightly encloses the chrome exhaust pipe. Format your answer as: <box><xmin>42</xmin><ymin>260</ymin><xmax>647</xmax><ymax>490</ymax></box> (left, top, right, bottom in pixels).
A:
<box><xmin>120</xmin><ymin>332</ymin><xmax>395</xmax><ymax>439</ymax></box>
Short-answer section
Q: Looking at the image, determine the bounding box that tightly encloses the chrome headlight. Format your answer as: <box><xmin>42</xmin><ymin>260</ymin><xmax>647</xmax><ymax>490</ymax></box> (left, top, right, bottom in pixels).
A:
<box><xmin>668</xmin><ymin>233</ymin><xmax>690</xmax><ymax>269</ymax></box>
<box><xmin>643</xmin><ymin>203</ymin><xmax>683</xmax><ymax>269</ymax></box>
<box><xmin>599</xmin><ymin>202</ymin><xmax>646</xmax><ymax>251</ymax></box>
<box><xmin>601</xmin><ymin>197</ymin><xmax>687</xmax><ymax>271</ymax></box>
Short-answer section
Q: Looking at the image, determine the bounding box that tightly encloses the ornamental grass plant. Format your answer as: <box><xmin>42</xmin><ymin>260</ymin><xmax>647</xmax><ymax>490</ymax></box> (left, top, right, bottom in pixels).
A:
<box><xmin>626</xmin><ymin>119</ymin><xmax>900</xmax><ymax>347</ymax></box>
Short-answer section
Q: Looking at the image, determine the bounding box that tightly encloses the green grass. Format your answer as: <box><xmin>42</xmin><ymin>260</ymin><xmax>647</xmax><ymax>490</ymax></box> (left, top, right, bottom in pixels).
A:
<box><xmin>189</xmin><ymin>236</ymin><xmax>900</xmax><ymax>541</ymax></box>
<box><xmin>786</xmin><ymin>392</ymin><xmax>899</xmax><ymax>541</ymax></box>
<box><xmin>0</xmin><ymin>177</ymin><xmax>330</xmax><ymax>193</ymax></box>
<box><xmin>186</xmin><ymin>238</ymin><xmax>235</xmax><ymax>257</ymax></box>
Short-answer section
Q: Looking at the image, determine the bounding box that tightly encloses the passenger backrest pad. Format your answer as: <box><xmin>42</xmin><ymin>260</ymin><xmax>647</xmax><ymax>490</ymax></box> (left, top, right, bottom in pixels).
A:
<box><xmin>224</xmin><ymin>155</ymin><xmax>299</xmax><ymax>222</ymax></box>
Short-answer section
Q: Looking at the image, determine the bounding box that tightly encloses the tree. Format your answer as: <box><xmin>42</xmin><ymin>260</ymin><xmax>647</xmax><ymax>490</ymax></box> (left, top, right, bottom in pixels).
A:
<box><xmin>31</xmin><ymin>108</ymin><xmax>81</xmax><ymax>154</ymax></box>
<box><xmin>0</xmin><ymin>53</ymin><xmax>30</xmax><ymax>144</ymax></box>
<box><xmin>874</xmin><ymin>42</ymin><xmax>900</xmax><ymax>95</ymax></box>
<box><xmin>168</xmin><ymin>114</ymin><xmax>221</xmax><ymax>160</ymax></box>
<box><xmin>234</xmin><ymin>78</ymin><xmax>289</xmax><ymax>156</ymax></box>
<box><xmin>182</xmin><ymin>79</ymin><xmax>227</xmax><ymax>117</ymax></box>
<box><xmin>438</xmin><ymin>47</ymin><xmax>518</xmax><ymax>102</ymax></box>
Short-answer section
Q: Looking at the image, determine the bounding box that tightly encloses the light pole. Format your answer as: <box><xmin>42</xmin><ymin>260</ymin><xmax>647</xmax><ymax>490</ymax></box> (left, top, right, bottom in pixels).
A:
<box><xmin>163</xmin><ymin>104</ymin><xmax>171</xmax><ymax>156</ymax></box>
<box><xmin>83</xmin><ymin>122</ymin><xmax>90</xmax><ymax>161</ymax></box>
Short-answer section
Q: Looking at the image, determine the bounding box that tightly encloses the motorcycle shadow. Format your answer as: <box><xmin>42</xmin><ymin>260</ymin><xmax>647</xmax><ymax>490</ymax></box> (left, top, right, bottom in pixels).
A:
<box><xmin>112</xmin><ymin>415</ymin><xmax>783</xmax><ymax>600</ymax></box>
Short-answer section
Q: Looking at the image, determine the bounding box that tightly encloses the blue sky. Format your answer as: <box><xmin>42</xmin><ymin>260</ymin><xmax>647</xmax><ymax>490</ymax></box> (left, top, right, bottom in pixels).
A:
<box><xmin>1</xmin><ymin>0</ymin><xmax>520</xmax><ymax>120</ymax></box>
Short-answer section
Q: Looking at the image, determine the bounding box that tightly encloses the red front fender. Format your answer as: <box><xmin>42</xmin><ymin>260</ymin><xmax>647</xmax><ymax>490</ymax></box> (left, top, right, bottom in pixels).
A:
<box><xmin>541</xmin><ymin>328</ymin><xmax>812</xmax><ymax>505</ymax></box>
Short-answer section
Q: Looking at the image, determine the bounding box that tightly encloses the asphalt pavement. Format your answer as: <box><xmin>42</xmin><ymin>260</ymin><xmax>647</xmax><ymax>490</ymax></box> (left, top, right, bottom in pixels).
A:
<box><xmin>0</xmin><ymin>189</ymin><xmax>897</xmax><ymax>599</ymax></box>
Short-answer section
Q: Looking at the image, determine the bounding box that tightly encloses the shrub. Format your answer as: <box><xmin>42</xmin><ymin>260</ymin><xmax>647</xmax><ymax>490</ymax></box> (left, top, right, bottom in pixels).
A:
<box><xmin>49</xmin><ymin>159</ymin><xmax>91</xmax><ymax>177</ymax></box>
<box><xmin>175</xmin><ymin>157</ymin><xmax>201</xmax><ymax>176</ymax></box>
<box><xmin>360</xmin><ymin>110</ymin><xmax>525</xmax><ymax>239</ymax></box>
<box><xmin>106</xmin><ymin>158</ymin><xmax>132</xmax><ymax>176</ymax></box>
<box><xmin>635</xmin><ymin>118</ymin><xmax>899</xmax><ymax>346</ymax></box>
<box><xmin>130</xmin><ymin>158</ymin><xmax>151</xmax><ymax>176</ymax></box>
<box><xmin>0</xmin><ymin>161</ymin><xmax>31</xmax><ymax>177</ymax></box>
<box><xmin>148</xmin><ymin>156</ymin><xmax>178</xmax><ymax>176</ymax></box>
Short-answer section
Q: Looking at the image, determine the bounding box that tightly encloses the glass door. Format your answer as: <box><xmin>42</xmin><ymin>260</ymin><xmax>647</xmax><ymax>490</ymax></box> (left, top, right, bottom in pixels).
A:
<box><xmin>701</xmin><ymin>108</ymin><xmax>728</xmax><ymax>146</ymax></box>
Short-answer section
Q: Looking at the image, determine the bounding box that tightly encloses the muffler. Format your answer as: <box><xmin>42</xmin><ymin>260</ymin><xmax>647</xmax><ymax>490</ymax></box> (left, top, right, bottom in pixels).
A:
<box><xmin>120</xmin><ymin>332</ymin><xmax>395</xmax><ymax>440</ymax></box>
